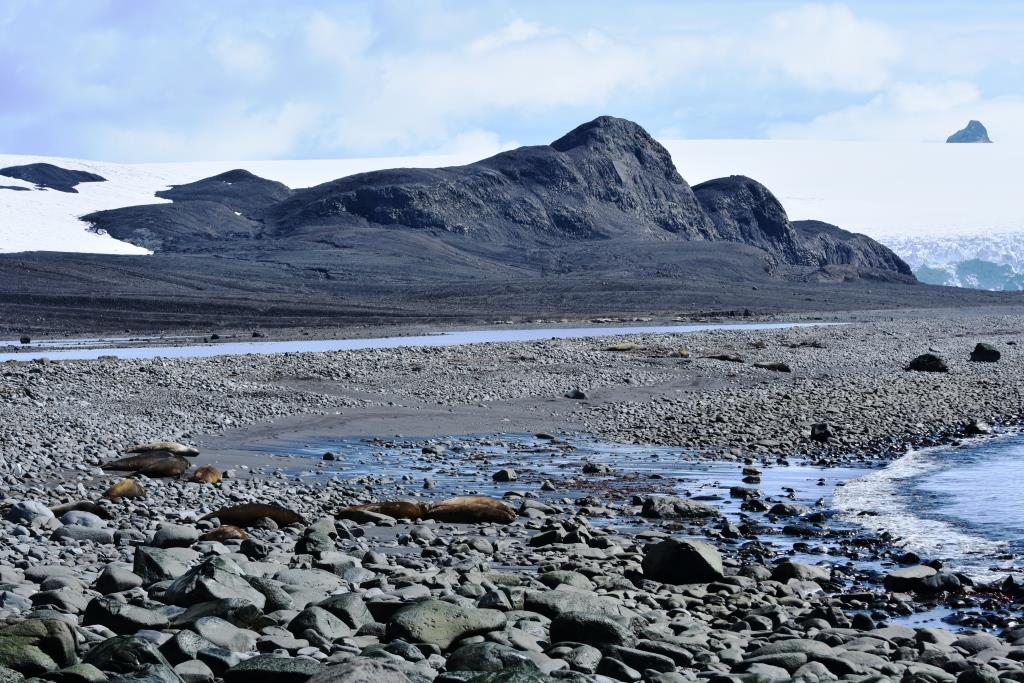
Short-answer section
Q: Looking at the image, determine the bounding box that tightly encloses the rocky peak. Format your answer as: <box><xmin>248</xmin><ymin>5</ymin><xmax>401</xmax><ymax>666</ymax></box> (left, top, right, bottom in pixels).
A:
<box><xmin>693</xmin><ymin>175</ymin><xmax>807</xmax><ymax>265</ymax></box>
<box><xmin>946</xmin><ymin>120</ymin><xmax>992</xmax><ymax>143</ymax></box>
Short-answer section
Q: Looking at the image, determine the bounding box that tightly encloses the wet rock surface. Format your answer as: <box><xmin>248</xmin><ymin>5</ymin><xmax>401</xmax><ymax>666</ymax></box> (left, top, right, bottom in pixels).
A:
<box><xmin>0</xmin><ymin>316</ymin><xmax>1022</xmax><ymax>681</ymax></box>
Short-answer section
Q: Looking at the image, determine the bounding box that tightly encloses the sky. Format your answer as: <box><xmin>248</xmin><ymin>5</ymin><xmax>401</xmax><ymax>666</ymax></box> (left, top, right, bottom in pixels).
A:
<box><xmin>2</xmin><ymin>0</ymin><xmax>1023</xmax><ymax>162</ymax></box>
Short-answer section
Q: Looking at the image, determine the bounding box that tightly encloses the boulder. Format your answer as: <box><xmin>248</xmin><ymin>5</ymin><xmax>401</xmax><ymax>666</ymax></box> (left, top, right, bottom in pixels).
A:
<box><xmin>640</xmin><ymin>496</ymin><xmax>719</xmax><ymax>519</ymax></box>
<box><xmin>83</xmin><ymin>635</ymin><xmax>177</xmax><ymax>680</ymax></box>
<box><xmin>883</xmin><ymin>565</ymin><xmax>937</xmax><ymax>592</ymax></box>
<box><xmin>446</xmin><ymin>642</ymin><xmax>539</xmax><ymax>672</ymax></box>
<box><xmin>386</xmin><ymin>599</ymin><xmax>506</xmax><ymax>649</ymax></box>
<box><xmin>970</xmin><ymin>343</ymin><xmax>1000</xmax><ymax>362</ymax></box>
<box><xmin>549</xmin><ymin>612</ymin><xmax>635</xmax><ymax>647</ymax></box>
<box><xmin>83</xmin><ymin>595</ymin><xmax>170</xmax><ymax>633</ymax></box>
<box><xmin>0</xmin><ymin>618</ymin><xmax>77</xmax><ymax>676</ymax></box>
<box><xmin>641</xmin><ymin>538</ymin><xmax>724</xmax><ymax>584</ymax></box>
<box><xmin>165</xmin><ymin>557</ymin><xmax>266</xmax><ymax>609</ymax></box>
<box><xmin>306</xmin><ymin>659</ymin><xmax>410</xmax><ymax>683</ymax></box>
<box><xmin>222</xmin><ymin>654</ymin><xmax>323</xmax><ymax>682</ymax></box>
<box><xmin>907</xmin><ymin>354</ymin><xmax>948</xmax><ymax>373</ymax></box>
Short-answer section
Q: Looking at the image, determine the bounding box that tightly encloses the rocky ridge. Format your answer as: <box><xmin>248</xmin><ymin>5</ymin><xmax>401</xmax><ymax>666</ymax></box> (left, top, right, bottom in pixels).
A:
<box><xmin>82</xmin><ymin>117</ymin><xmax>912</xmax><ymax>283</ymax></box>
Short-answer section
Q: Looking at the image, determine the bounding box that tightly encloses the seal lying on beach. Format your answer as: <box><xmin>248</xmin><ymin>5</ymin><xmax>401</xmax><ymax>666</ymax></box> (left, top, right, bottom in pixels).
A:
<box><xmin>105</xmin><ymin>479</ymin><xmax>145</xmax><ymax>499</ymax></box>
<box><xmin>339</xmin><ymin>500</ymin><xmax>430</xmax><ymax>520</ymax></box>
<box><xmin>425</xmin><ymin>495</ymin><xmax>517</xmax><ymax>524</ymax></box>
<box><xmin>101</xmin><ymin>452</ymin><xmax>190</xmax><ymax>478</ymax></box>
<box><xmin>102</xmin><ymin>453</ymin><xmax>176</xmax><ymax>471</ymax></box>
<box><xmin>339</xmin><ymin>495</ymin><xmax>516</xmax><ymax>524</ymax></box>
<box><xmin>188</xmin><ymin>465</ymin><xmax>222</xmax><ymax>484</ymax></box>
<box><xmin>126</xmin><ymin>441</ymin><xmax>200</xmax><ymax>457</ymax></box>
<box><xmin>134</xmin><ymin>455</ymin><xmax>190</xmax><ymax>478</ymax></box>
<box><xmin>200</xmin><ymin>503</ymin><xmax>306</xmax><ymax>528</ymax></box>
<box><xmin>199</xmin><ymin>525</ymin><xmax>248</xmax><ymax>542</ymax></box>
<box><xmin>50</xmin><ymin>500</ymin><xmax>113</xmax><ymax>519</ymax></box>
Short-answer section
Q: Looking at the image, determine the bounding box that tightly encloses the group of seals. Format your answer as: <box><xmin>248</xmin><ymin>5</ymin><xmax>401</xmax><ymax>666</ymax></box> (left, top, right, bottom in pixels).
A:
<box><xmin>99</xmin><ymin>441</ymin><xmax>221</xmax><ymax>488</ymax></box>
<box><xmin>339</xmin><ymin>495</ymin><xmax>516</xmax><ymax>524</ymax></box>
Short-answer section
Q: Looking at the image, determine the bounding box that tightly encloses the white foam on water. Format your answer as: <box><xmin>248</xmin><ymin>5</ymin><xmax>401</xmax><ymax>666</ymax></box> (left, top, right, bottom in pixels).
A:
<box><xmin>834</xmin><ymin>444</ymin><xmax>1008</xmax><ymax>580</ymax></box>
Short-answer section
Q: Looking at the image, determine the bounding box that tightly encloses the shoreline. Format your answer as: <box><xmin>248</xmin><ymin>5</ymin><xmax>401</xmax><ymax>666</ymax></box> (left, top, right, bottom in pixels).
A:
<box><xmin>1</xmin><ymin>311</ymin><xmax>1023</xmax><ymax>681</ymax></box>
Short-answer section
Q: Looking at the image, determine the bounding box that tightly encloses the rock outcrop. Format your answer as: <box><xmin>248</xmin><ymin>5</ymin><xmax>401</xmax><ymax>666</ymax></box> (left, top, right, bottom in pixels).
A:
<box><xmin>792</xmin><ymin>220</ymin><xmax>914</xmax><ymax>278</ymax></box>
<box><xmin>267</xmin><ymin>116</ymin><xmax>714</xmax><ymax>242</ymax></box>
<box><xmin>81</xmin><ymin>116</ymin><xmax>915</xmax><ymax>283</ymax></box>
<box><xmin>0</xmin><ymin>163</ymin><xmax>106</xmax><ymax>193</ymax></box>
<box><xmin>947</xmin><ymin>120</ymin><xmax>992</xmax><ymax>143</ymax></box>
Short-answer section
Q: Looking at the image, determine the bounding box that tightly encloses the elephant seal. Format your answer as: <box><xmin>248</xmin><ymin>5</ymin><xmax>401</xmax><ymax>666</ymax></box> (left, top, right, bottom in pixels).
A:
<box><xmin>425</xmin><ymin>496</ymin><xmax>517</xmax><ymax>524</ymax></box>
<box><xmin>199</xmin><ymin>525</ymin><xmax>248</xmax><ymax>542</ymax></box>
<box><xmin>50</xmin><ymin>500</ymin><xmax>113</xmax><ymax>520</ymax></box>
<box><xmin>101</xmin><ymin>453</ymin><xmax>178</xmax><ymax>472</ymax></box>
<box><xmin>339</xmin><ymin>500</ymin><xmax>429</xmax><ymax>521</ymax></box>
<box><xmin>200</xmin><ymin>503</ymin><xmax>306</xmax><ymax>528</ymax></box>
<box><xmin>134</xmin><ymin>455</ymin><xmax>190</xmax><ymax>479</ymax></box>
<box><xmin>188</xmin><ymin>465</ymin><xmax>222</xmax><ymax>485</ymax></box>
<box><xmin>127</xmin><ymin>441</ymin><xmax>200</xmax><ymax>457</ymax></box>
<box><xmin>105</xmin><ymin>479</ymin><xmax>145</xmax><ymax>500</ymax></box>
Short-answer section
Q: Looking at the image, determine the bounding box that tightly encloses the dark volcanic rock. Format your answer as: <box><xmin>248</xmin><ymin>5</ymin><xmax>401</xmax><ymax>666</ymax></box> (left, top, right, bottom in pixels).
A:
<box><xmin>69</xmin><ymin>115</ymin><xmax>915</xmax><ymax>293</ymax></box>
<box><xmin>693</xmin><ymin>175</ymin><xmax>807</xmax><ymax>265</ymax></box>
<box><xmin>970</xmin><ymin>343</ymin><xmax>1000</xmax><ymax>362</ymax></box>
<box><xmin>907</xmin><ymin>353</ymin><xmax>949</xmax><ymax>372</ymax></box>
<box><xmin>86</xmin><ymin>201</ymin><xmax>265</xmax><ymax>252</ymax></box>
<box><xmin>947</xmin><ymin>120</ymin><xmax>992</xmax><ymax>143</ymax></box>
<box><xmin>267</xmin><ymin>116</ymin><xmax>715</xmax><ymax>243</ymax></box>
<box><xmin>156</xmin><ymin>169</ymin><xmax>292</xmax><ymax>215</ymax></box>
<box><xmin>641</xmin><ymin>538</ymin><xmax>724</xmax><ymax>584</ymax></box>
<box><xmin>0</xmin><ymin>162</ymin><xmax>105</xmax><ymax>193</ymax></box>
<box><xmin>792</xmin><ymin>220</ymin><xmax>914</xmax><ymax>279</ymax></box>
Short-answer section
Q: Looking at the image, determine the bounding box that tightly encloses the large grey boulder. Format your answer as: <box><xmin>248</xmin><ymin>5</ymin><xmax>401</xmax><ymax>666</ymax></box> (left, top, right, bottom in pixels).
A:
<box><xmin>386</xmin><ymin>599</ymin><xmax>506</xmax><ymax>649</ymax></box>
<box><xmin>0</xmin><ymin>618</ymin><xmax>77</xmax><ymax>676</ymax></box>
<box><xmin>640</xmin><ymin>496</ymin><xmax>720</xmax><ymax>519</ymax></box>
<box><xmin>306</xmin><ymin>659</ymin><xmax>410</xmax><ymax>683</ymax></box>
<box><xmin>164</xmin><ymin>557</ymin><xmax>265</xmax><ymax>609</ymax></box>
<box><xmin>641</xmin><ymin>538</ymin><xmax>724</xmax><ymax>584</ymax></box>
<box><xmin>883</xmin><ymin>565</ymin><xmax>937</xmax><ymax>592</ymax></box>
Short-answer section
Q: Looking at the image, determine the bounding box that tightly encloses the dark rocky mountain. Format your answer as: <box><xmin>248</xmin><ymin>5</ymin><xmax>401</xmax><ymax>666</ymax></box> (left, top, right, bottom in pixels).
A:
<box><xmin>693</xmin><ymin>175</ymin><xmax>808</xmax><ymax>266</ymax></box>
<box><xmin>793</xmin><ymin>220</ymin><xmax>914</xmax><ymax>278</ymax></box>
<box><xmin>265</xmin><ymin>116</ymin><xmax>714</xmax><ymax>243</ymax></box>
<box><xmin>156</xmin><ymin>169</ymin><xmax>292</xmax><ymax>216</ymax></box>
<box><xmin>0</xmin><ymin>162</ymin><xmax>106</xmax><ymax>193</ymax></box>
<box><xmin>947</xmin><ymin>120</ymin><xmax>992</xmax><ymax>143</ymax></box>
<box><xmin>82</xmin><ymin>116</ymin><xmax>909</xmax><ymax>284</ymax></box>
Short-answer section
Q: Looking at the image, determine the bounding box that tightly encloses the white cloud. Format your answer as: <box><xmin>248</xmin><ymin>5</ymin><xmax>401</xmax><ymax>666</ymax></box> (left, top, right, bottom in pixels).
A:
<box><xmin>97</xmin><ymin>103</ymin><xmax>322</xmax><ymax>162</ymax></box>
<box><xmin>469</xmin><ymin>19</ymin><xmax>546</xmax><ymax>53</ymax></box>
<box><xmin>749</xmin><ymin>3</ymin><xmax>902</xmax><ymax>92</ymax></box>
<box><xmin>305</xmin><ymin>10</ymin><xmax>374</xmax><ymax>67</ymax></box>
<box><xmin>212</xmin><ymin>34</ymin><xmax>271</xmax><ymax>79</ymax></box>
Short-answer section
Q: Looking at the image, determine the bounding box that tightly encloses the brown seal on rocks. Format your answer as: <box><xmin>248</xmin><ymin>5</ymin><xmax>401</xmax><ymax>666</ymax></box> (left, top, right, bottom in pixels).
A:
<box><xmin>198</xmin><ymin>525</ymin><xmax>249</xmax><ymax>542</ymax></box>
<box><xmin>339</xmin><ymin>496</ymin><xmax>516</xmax><ymax>524</ymax></box>
<box><xmin>50</xmin><ymin>500</ymin><xmax>113</xmax><ymax>519</ymax></box>
<box><xmin>188</xmin><ymin>465</ymin><xmax>222</xmax><ymax>484</ymax></box>
<box><xmin>126</xmin><ymin>441</ymin><xmax>200</xmax><ymax>457</ymax></box>
<box><xmin>104</xmin><ymin>479</ymin><xmax>145</xmax><ymax>499</ymax></box>
<box><xmin>200</xmin><ymin>503</ymin><xmax>306</xmax><ymax>528</ymax></box>
<box><xmin>425</xmin><ymin>495</ymin><xmax>517</xmax><ymax>524</ymax></box>
<box><xmin>339</xmin><ymin>500</ymin><xmax>430</xmax><ymax>520</ymax></box>
<box><xmin>134</xmin><ymin>455</ymin><xmax>190</xmax><ymax>478</ymax></box>
<box><xmin>101</xmin><ymin>452</ymin><xmax>178</xmax><ymax>472</ymax></box>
